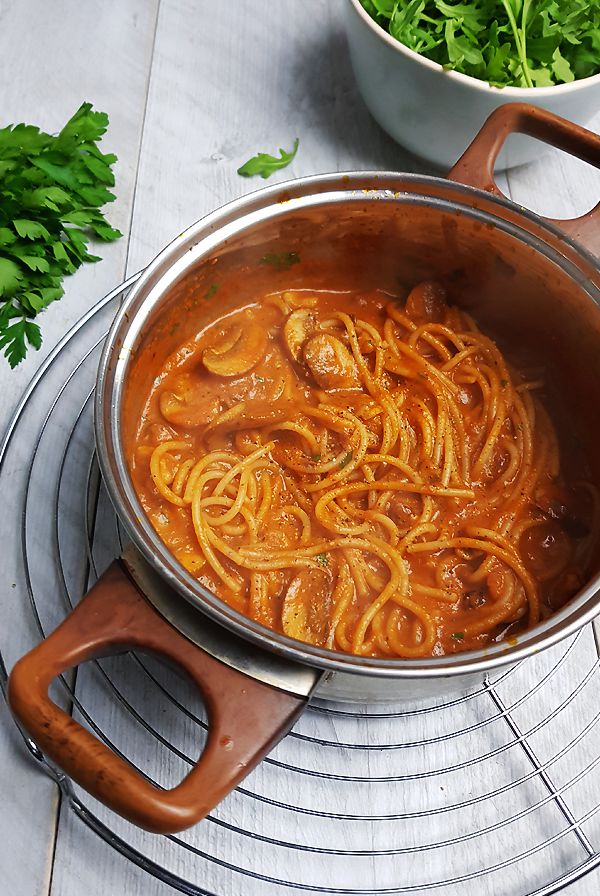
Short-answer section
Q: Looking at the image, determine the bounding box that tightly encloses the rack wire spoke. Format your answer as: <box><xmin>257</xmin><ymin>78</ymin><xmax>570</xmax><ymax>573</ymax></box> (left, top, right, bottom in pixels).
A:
<box><xmin>1</xmin><ymin>277</ymin><xmax>599</xmax><ymax>896</ymax></box>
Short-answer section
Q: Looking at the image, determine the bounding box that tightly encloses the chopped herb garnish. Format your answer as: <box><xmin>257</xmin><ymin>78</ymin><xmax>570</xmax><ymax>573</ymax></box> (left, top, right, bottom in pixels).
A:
<box><xmin>451</xmin><ymin>631</ymin><xmax>465</xmax><ymax>641</ymax></box>
<box><xmin>0</xmin><ymin>102</ymin><xmax>121</xmax><ymax>367</ymax></box>
<box><xmin>260</xmin><ymin>251</ymin><xmax>301</xmax><ymax>271</ymax></box>
<box><xmin>500</xmin><ymin>378</ymin><xmax>508</xmax><ymax>387</ymax></box>
<box><xmin>312</xmin><ymin>453</ymin><xmax>322</xmax><ymax>462</ymax></box>
<box><xmin>316</xmin><ymin>553</ymin><xmax>328</xmax><ymax>567</ymax></box>
<box><xmin>237</xmin><ymin>138</ymin><xmax>299</xmax><ymax>179</ymax></box>
<box><xmin>339</xmin><ymin>451</ymin><xmax>353</xmax><ymax>468</ymax></box>
<box><xmin>204</xmin><ymin>282</ymin><xmax>219</xmax><ymax>300</ymax></box>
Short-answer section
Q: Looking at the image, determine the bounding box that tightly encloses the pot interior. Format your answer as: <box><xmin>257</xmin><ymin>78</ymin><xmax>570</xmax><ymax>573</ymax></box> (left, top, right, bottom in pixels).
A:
<box><xmin>107</xmin><ymin>179</ymin><xmax>600</xmax><ymax>676</ymax></box>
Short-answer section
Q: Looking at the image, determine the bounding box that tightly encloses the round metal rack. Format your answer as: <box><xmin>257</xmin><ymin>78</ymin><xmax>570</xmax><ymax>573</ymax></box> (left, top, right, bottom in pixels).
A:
<box><xmin>1</xmin><ymin>277</ymin><xmax>600</xmax><ymax>896</ymax></box>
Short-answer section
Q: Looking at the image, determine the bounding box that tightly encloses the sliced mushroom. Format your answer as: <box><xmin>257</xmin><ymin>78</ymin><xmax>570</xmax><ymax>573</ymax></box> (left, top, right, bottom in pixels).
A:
<box><xmin>283</xmin><ymin>308</ymin><xmax>316</xmax><ymax>362</ymax></box>
<box><xmin>281</xmin><ymin>291</ymin><xmax>318</xmax><ymax>310</ymax></box>
<box><xmin>159</xmin><ymin>373</ymin><xmax>221</xmax><ymax>426</ymax></box>
<box><xmin>205</xmin><ymin>324</ymin><xmax>244</xmax><ymax>357</ymax></box>
<box><xmin>302</xmin><ymin>333</ymin><xmax>361</xmax><ymax>391</ymax></box>
<box><xmin>203</xmin><ymin>323</ymin><xmax>267</xmax><ymax>377</ymax></box>
<box><xmin>405</xmin><ymin>281</ymin><xmax>447</xmax><ymax>323</ymax></box>
<box><xmin>159</xmin><ymin>373</ymin><xmax>221</xmax><ymax>427</ymax></box>
<box><xmin>282</xmin><ymin>566</ymin><xmax>331</xmax><ymax>645</ymax></box>
<box><xmin>146</xmin><ymin>422</ymin><xmax>179</xmax><ymax>443</ymax></box>
<box><xmin>519</xmin><ymin>521</ymin><xmax>572</xmax><ymax>582</ymax></box>
<box><xmin>206</xmin><ymin>398</ymin><xmax>291</xmax><ymax>434</ymax></box>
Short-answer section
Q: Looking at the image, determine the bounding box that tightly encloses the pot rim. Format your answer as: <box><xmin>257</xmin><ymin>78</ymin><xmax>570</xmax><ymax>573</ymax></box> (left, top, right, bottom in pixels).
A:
<box><xmin>347</xmin><ymin>0</ymin><xmax>600</xmax><ymax>98</ymax></box>
<box><xmin>95</xmin><ymin>169</ymin><xmax>600</xmax><ymax>681</ymax></box>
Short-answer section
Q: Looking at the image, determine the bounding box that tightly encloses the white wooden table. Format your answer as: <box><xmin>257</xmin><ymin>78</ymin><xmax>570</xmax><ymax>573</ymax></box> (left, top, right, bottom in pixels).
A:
<box><xmin>1</xmin><ymin>2</ymin><xmax>600</xmax><ymax>894</ymax></box>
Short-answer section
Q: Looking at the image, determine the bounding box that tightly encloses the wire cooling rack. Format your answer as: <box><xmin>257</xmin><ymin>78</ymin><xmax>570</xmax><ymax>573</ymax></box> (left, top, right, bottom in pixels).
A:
<box><xmin>2</xmin><ymin>276</ymin><xmax>600</xmax><ymax>896</ymax></box>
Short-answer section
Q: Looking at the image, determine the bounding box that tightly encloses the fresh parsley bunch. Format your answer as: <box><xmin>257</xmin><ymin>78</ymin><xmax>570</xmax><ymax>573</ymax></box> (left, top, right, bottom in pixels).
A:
<box><xmin>0</xmin><ymin>102</ymin><xmax>121</xmax><ymax>367</ymax></box>
<box><xmin>360</xmin><ymin>0</ymin><xmax>600</xmax><ymax>87</ymax></box>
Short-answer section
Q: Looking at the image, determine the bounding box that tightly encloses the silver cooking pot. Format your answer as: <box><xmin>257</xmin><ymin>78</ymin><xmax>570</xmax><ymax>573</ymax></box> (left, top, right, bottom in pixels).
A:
<box><xmin>8</xmin><ymin>103</ymin><xmax>600</xmax><ymax>835</ymax></box>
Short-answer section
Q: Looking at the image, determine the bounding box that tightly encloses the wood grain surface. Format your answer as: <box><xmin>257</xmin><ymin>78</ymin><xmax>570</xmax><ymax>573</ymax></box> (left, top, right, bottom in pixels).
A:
<box><xmin>1</xmin><ymin>1</ymin><xmax>599</xmax><ymax>894</ymax></box>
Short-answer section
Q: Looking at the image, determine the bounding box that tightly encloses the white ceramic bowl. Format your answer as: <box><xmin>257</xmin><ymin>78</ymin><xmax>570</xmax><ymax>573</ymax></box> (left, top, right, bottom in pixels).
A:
<box><xmin>345</xmin><ymin>0</ymin><xmax>600</xmax><ymax>170</ymax></box>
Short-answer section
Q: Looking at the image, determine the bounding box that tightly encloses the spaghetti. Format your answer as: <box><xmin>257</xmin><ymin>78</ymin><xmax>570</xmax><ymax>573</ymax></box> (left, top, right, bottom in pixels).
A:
<box><xmin>130</xmin><ymin>282</ymin><xmax>598</xmax><ymax>657</ymax></box>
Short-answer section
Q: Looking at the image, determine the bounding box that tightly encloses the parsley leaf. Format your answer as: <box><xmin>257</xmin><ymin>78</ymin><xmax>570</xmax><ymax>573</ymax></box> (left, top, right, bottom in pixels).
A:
<box><xmin>0</xmin><ymin>102</ymin><xmax>121</xmax><ymax>367</ymax></box>
<box><xmin>0</xmin><ymin>258</ymin><xmax>23</xmax><ymax>297</ymax></box>
<box><xmin>237</xmin><ymin>139</ymin><xmax>299</xmax><ymax>179</ymax></box>
<box><xmin>316</xmin><ymin>553</ymin><xmax>329</xmax><ymax>567</ymax></box>
<box><xmin>260</xmin><ymin>251</ymin><xmax>301</xmax><ymax>271</ymax></box>
<box><xmin>359</xmin><ymin>1</ymin><xmax>600</xmax><ymax>87</ymax></box>
<box><xmin>451</xmin><ymin>631</ymin><xmax>465</xmax><ymax>640</ymax></box>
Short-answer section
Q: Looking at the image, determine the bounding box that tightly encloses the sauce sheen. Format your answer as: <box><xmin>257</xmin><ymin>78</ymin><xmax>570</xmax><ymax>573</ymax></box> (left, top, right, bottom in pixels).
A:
<box><xmin>128</xmin><ymin>284</ymin><xmax>598</xmax><ymax>657</ymax></box>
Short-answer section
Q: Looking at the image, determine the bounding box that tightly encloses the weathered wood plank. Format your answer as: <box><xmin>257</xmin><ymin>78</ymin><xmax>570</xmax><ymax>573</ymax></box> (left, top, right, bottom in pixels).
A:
<box><xmin>51</xmin><ymin>1</ymin><xmax>600</xmax><ymax>895</ymax></box>
<box><xmin>2</xmin><ymin>1</ymin><xmax>599</xmax><ymax>894</ymax></box>
<box><xmin>0</xmin><ymin>1</ymin><xmax>159</xmax><ymax>893</ymax></box>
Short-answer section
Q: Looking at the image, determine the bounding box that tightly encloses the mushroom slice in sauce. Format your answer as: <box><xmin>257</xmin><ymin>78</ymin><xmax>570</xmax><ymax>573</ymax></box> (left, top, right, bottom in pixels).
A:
<box><xmin>159</xmin><ymin>374</ymin><xmax>221</xmax><ymax>427</ymax></box>
<box><xmin>405</xmin><ymin>281</ymin><xmax>447</xmax><ymax>323</ymax></box>
<box><xmin>203</xmin><ymin>323</ymin><xmax>267</xmax><ymax>377</ymax></box>
<box><xmin>282</xmin><ymin>567</ymin><xmax>331</xmax><ymax>644</ymax></box>
<box><xmin>302</xmin><ymin>333</ymin><xmax>361</xmax><ymax>391</ymax></box>
<box><xmin>283</xmin><ymin>308</ymin><xmax>317</xmax><ymax>362</ymax></box>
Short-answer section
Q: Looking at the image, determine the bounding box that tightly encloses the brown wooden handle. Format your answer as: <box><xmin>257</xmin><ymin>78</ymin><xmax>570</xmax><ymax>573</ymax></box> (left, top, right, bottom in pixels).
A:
<box><xmin>448</xmin><ymin>102</ymin><xmax>600</xmax><ymax>256</ymax></box>
<box><xmin>7</xmin><ymin>561</ymin><xmax>307</xmax><ymax>833</ymax></box>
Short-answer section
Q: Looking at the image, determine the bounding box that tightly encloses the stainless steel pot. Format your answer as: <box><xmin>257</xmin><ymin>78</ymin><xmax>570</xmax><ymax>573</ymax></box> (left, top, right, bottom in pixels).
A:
<box><xmin>8</xmin><ymin>103</ymin><xmax>600</xmax><ymax>835</ymax></box>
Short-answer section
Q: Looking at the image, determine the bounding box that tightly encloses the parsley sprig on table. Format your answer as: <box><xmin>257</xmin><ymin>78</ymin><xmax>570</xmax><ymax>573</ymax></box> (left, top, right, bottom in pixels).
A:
<box><xmin>360</xmin><ymin>0</ymin><xmax>600</xmax><ymax>87</ymax></box>
<box><xmin>237</xmin><ymin>139</ymin><xmax>299</xmax><ymax>178</ymax></box>
<box><xmin>0</xmin><ymin>102</ymin><xmax>121</xmax><ymax>367</ymax></box>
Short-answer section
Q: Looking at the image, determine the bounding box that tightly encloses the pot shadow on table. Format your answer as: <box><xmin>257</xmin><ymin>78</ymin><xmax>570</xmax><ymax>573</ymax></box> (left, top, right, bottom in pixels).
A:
<box><xmin>288</xmin><ymin>24</ymin><xmax>440</xmax><ymax>177</ymax></box>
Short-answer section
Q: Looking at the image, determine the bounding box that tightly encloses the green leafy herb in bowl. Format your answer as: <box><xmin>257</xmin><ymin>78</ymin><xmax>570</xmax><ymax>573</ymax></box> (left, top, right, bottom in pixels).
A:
<box><xmin>0</xmin><ymin>102</ymin><xmax>120</xmax><ymax>367</ymax></box>
<box><xmin>346</xmin><ymin>0</ymin><xmax>600</xmax><ymax>168</ymax></box>
<box><xmin>359</xmin><ymin>0</ymin><xmax>600</xmax><ymax>88</ymax></box>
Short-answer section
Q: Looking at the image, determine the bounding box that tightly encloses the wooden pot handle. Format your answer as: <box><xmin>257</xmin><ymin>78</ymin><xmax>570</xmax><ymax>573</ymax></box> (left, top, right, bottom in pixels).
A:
<box><xmin>7</xmin><ymin>560</ymin><xmax>307</xmax><ymax>834</ymax></box>
<box><xmin>448</xmin><ymin>102</ymin><xmax>600</xmax><ymax>256</ymax></box>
